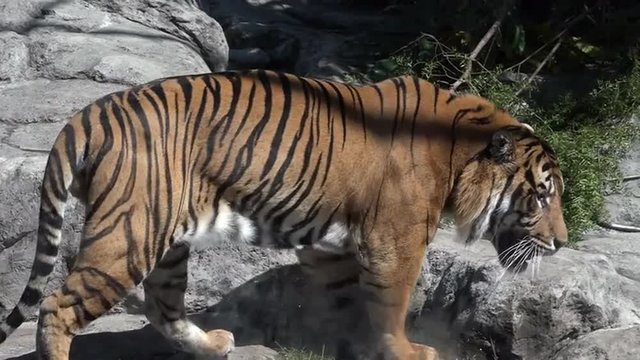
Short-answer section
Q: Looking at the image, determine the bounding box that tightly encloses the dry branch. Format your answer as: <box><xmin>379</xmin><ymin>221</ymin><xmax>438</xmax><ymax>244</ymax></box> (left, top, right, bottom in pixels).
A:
<box><xmin>505</xmin><ymin>9</ymin><xmax>590</xmax><ymax>73</ymax></box>
<box><xmin>450</xmin><ymin>19</ymin><xmax>503</xmax><ymax>92</ymax></box>
<box><xmin>597</xmin><ymin>221</ymin><xmax>640</xmax><ymax>233</ymax></box>
<box><xmin>514</xmin><ymin>38</ymin><xmax>563</xmax><ymax>96</ymax></box>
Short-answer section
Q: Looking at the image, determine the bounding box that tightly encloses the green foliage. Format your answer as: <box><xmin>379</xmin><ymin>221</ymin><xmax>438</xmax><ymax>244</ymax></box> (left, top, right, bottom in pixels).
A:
<box><xmin>359</xmin><ymin>45</ymin><xmax>640</xmax><ymax>241</ymax></box>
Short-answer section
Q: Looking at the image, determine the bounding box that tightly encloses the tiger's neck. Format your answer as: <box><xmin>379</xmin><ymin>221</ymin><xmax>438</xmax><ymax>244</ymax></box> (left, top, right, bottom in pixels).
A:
<box><xmin>354</xmin><ymin>76</ymin><xmax>521</xmax><ymax>210</ymax></box>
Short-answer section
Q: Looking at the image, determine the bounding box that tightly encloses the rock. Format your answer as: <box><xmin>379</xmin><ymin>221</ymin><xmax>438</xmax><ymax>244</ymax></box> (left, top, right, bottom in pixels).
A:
<box><xmin>0</xmin><ymin>157</ymin><xmax>84</xmax><ymax>318</ymax></box>
<box><xmin>0</xmin><ymin>314</ymin><xmax>280</xmax><ymax>360</ymax></box>
<box><xmin>203</xmin><ymin>0</ymin><xmax>419</xmax><ymax>80</ymax></box>
<box><xmin>414</xmin><ymin>230</ymin><xmax>640</xmax><ymax>360</ymax></box>
<box><xmin>0</xmin><ymin>80</ymin><xmax>126</xmax><ymax>124</ymax></box>
<box><xmin>604</xmin><ymin>139</ymin><xmax>640</xmax><ymax>227</ymax></box>
<box><xmin>27</xmin><ymin>27</ymin><xmax>209</xmax><ymax>85</ymax></box>
<box><xmin>0</xmin><ymin>32</ymin><xmax>30</xmax><ymax>81</ymax></box>
<box><xmin>1</xmin><ymin>0</ymin><xmax>227</xmax><ymax>83</ymax></box>
<box><xmin>230</xmin><ymin>48</ymin><xmax>272</xmax><ymax>68</ymax></box>
<box><xmin>550</xmin><ymin>325</ymin><xmax>640</xmax><ymax>360</ymax></box>
<box><xmin>90</xmin><ymin>0</ymin><xmax>229</xmax><ymax>72</ymax></box>
<box><xmin>226</xmin><ymin>345</ymin><xmax>279</xmax><ymax>360</ymax></box>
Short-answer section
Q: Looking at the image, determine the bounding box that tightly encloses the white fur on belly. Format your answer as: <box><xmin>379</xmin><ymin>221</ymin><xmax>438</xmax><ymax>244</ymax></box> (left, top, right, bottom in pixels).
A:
<box><xmin>184</xmin><ymin>201</ymin><xmax>256</xmax><ymax>250</ymax></box>
<box><xmin>309</xmin><ymin>222</ymin><xmax>351</xmax><ymax>254</ymax></box>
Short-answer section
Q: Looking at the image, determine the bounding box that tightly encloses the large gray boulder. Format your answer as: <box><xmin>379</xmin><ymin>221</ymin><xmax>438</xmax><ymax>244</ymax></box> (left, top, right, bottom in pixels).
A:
<box><xmin>604</xmin><ymin>138</ymin><xmax>640</xmax><ymax>228</ymax></box>
<box><xmin>200</xmin><ymin>0</ymin><xmax>418</xmax><ymax>80</ymax></box>
<box><xmin>2</xmin><ymin>226</ymin><xmax>640</xmax><ymax>359</ymax></box>
<box><xmin>414</xmin><ymin>230</ymin><xmax>640</xmax><ymax>360</ymax></box>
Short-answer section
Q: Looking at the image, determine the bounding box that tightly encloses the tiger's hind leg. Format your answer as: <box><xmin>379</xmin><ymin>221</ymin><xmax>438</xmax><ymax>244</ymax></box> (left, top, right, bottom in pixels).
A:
<box><xmin>36</xmin><ymin>234</ymin><xmax>143</xmax><ymax>360</ymax></box>
<box><xmin>143</xmin><ymin>242</ymin><xmax>235</xmax><ymax>358</ymax></box>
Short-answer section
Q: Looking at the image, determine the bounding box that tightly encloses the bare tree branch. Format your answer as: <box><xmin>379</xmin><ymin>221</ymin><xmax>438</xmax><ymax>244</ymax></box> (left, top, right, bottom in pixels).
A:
<box><xmin>505</xmin><ymin>8</ymin><xmax>590</xmax><ymax>73</ymax></box>
<box><xmin>623</xmin><ymin>175</ymin><xmax>640</xmax><ymax>182</ymax></box>
<box><xmin>514</xmin><ymin>38</ymin><xmax>563</xmax><ymax>96</ymax></box>
<box><xmin>597</xmin><ymin>221</ymin><xmax>640</xmax><ymax>233</ymax></box>
<box><xmin>450</xmin><ymin>19</ymin><xmax>503</xmax><ymax>92</ymax></box>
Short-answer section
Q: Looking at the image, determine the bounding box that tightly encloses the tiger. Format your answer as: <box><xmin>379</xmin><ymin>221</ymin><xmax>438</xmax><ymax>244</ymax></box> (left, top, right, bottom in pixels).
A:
<box><xmin>0</xmin><ymin>69</ymin><xmax>568</xmax><ymax>360</ymax></box>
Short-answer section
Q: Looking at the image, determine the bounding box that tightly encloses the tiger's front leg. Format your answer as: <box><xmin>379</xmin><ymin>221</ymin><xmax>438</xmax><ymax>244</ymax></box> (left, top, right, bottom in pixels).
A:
<box><xmin>357</xmin><ymin>222</ymin><xmax>439</xmax><ymax>360</ymax></box>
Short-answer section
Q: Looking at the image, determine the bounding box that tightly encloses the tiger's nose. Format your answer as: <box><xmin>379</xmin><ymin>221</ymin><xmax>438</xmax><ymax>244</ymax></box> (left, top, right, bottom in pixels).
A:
<box><xmin>553</xmin><ymin>237</ymin><xmax>567</xmax><ymax>250</ymax></box>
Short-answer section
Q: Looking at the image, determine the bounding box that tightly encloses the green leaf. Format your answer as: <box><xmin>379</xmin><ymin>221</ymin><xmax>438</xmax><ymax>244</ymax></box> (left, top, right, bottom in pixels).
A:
<box><xmin>513</xmin><ymin>25</ymin><xmax>526</xmax><ymax>55</ymax></box>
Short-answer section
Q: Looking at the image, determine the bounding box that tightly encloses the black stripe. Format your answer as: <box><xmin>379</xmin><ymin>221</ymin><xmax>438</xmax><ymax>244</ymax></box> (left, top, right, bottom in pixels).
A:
<box><xmin>80</xmin><ymin>105</ymin><xmax>92</xmax><ymax>164</ymax></box>
<box><xmin>346</xmin><ymin>84</ymin><xmax>367</xmax><ymax>142</ymax></box>
<box><xmin>213</xmin><ymin>70</ymin><xmax>273</xmax><ymax>207</ymax></box>
<box><xmin>86</xmin><ymin>104</ymin><xmax>123</xmax><ymax>220</ymax></box>
<box><xmin>94</xmin><ymin>103</ymin><xmax>137</xmax><ymax>223</ymax></box>
<box><xmin>218</xmin><ymin>74</ymin><xmax>243</xmax><ymax>142</ymax></box>
<box><xmin>19</xmin><ymin>285</ymin><xmax>41</xmax><ymax>306</ymax></box>
<box><xmin>468</xmin><ymin>174</ymin><xmax>496</xmax><ymax>242</ymax></box>
<box><xmin>433</xmin><ymin>84</ymin><xmax>439</xmax><ymax>114</ymax></box>
<box><xmin>36</xmin><ymin>228</ymin><xmax>59</xmax><ymax>256</ymax></box>
<box><xmin>33</xmin><ymin>258</ymin><xmax>55</xmax><ymax>277</ymax></box>
<box><xmin>326</xmin><ymin>82</ymin><xmax>348</xmax><ymax>149</ymax></box>
<box><xmin>372</xmin><ymin>85</ymin><xmax>384</xmax><ymax>119</ymax></box>
<box><xmin>62</xmin><ymin>124</ymin><xmax>77</xmax><ymax>172</ymax></box>
<box><xmin>447</xmin><ymin>107</ymin><xmax>475</xmax><ymax>188</ymax></box>
<box><xmin>85</xmin><ymin>98</ymin><xmax>114</xmax><ymax>193</ymax></box>
<box><xmin>6</xmin><ymin>308</ymin><xmax>24</xmax><ymax>328</ymax></box>
<box><xmin>446</xmin><ymin>92</ymin><xmax>457</xmax><ymax>104</ymax></box>
<box><xmin>296</xmin><ymin>79</ymin><xmax>314</xmax><ymax>184</ymax></box>
<box><xmin>261</xmin><ymin>73</ymin><xmax>292</xmax><ymax>178</ymax></box>
<box><xmin>410</xmin><ymin>77</ymin><xmax>421</xmax><ymax>154</ymax></box>
<box><xmin>525</xmin><ymin>169</ymin><xmax>536</xmax><ymax>188</ymax></box>
<box><xmin>123</xmin><ymin>214</ymin><xmax>144</xmax><ymax>284</ymax></box>
<box><xmin>390</xmin><ymin>78</ymin><xmax>402</xmax><ymax>144</ymax></box>
<box><xmin>47</xmin><ymin>149</ymin><xmax>67</xmax><ymax>202</ymax></box>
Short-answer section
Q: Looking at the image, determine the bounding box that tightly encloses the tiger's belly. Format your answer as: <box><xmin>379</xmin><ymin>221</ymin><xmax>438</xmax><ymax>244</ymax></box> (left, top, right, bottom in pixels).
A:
<box><xmin>177</xmin><ymin>200</ymin><xmax>354</xmax><ymax>255</ymax></box>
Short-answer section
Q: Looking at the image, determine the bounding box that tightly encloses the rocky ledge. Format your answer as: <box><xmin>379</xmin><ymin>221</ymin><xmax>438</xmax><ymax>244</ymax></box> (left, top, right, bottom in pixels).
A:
<box><xmin>3</xmin><ymin>230</ymin><xmax>640</xmax><ymax>360</ymax></box>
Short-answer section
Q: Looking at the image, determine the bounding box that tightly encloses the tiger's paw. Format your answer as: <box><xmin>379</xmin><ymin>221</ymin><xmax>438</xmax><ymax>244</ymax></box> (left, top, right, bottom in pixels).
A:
<box><xmin>410</xmin><ymin>343</ymin><xmax>439</xmax><ymax>360</ymax></box>
<box><xmin>202</xmin><ymin>329</ymin><xmax>235</xmax><ymax>358</ymax></box>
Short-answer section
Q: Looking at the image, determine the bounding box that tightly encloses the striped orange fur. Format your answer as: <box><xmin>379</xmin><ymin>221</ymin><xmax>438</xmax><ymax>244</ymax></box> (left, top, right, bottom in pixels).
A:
<box><xmin>0</xmin><ymin>70</ymin><xmax>567</xmax><ymax>360</ymax></box>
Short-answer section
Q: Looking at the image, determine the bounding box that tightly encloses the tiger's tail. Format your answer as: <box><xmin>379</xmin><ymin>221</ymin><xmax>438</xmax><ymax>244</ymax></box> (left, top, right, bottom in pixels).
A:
<box><xmin>0</xmin><ymin>123</ymin><xmax>85</xmax><ymax>344</ymax></box>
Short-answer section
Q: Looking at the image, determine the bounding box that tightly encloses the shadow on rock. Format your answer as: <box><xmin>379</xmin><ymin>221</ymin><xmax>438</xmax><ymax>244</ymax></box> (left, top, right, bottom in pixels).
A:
<box><xmin>193</xmin><ymin>264</ymin><xmax>374</xmax><ymax>358</ymax></box>
<box><xmin>6</xmin><ymin>261</ymin><xmax>487</xmax><ymax>360</ymax></box>
<box><xmin>7</xmin><ymin>325</ymin><xmax>185</xmax><ymax>360</ymax></box>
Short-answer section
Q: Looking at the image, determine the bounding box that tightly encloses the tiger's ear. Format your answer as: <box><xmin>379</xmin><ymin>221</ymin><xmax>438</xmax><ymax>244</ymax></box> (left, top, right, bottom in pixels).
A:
<box><xmin>489</xmin><ymin>130</ymin><xmax>515</xmax><ymax>163</ymax></box>
<box><xmin>521</xmin><ymin>123</ymin><xmax>534</xmax><ymax>133</ymax></box>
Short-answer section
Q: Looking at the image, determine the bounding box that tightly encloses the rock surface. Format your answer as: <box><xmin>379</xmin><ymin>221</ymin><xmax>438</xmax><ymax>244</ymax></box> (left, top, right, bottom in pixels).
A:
<box><xmin>414</xmin><ymin>230</ymin><xmax>640</xmax><ymax>360</ymax></box>
<box><xmin>3</xmin><ymin>229</ymin><xmax>639</xmax><ymax>360</ymax></box>
<box><xmin>0</xmin><ymin>314</ymin><xmax>280</xmax><ymax>360</ymax></box>
<box><xmin>201</xmin><ymin>0</ymin><xmax>420</xmax><ymax>80</ymax></box>
<box><xmin>604</xmin><ymin>136</ymin><xmax>640</xmax><ymax>228</ymax></box>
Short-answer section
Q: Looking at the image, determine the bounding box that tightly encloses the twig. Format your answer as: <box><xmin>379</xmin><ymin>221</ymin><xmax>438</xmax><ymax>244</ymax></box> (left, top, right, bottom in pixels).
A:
<box><xmin>390</xmin><ymin>33</ymin><xmax>439</xmax><ymax>57</ymax></box>
<box><xmin>597</xmin><ymin>221</ymin><xmax>640</xmax><ymax>233</ymax></box>
<box><xmin>623</xmin><ymin>175</ymin><xmax>640</xmax><ymax>182</ymax></box>
<box><xmin>450</xmin><ymin>19</ymin><xmax>503</xmax><ymax>92</ymax></box>
<box><xmin>505</xmin><ymin>8</ymin><xmax>590</xmax><ymax>72</ymax></box>
<box><xmin>514</xmin><ymin>38</ymin><xmax>562</xmax><ymax>96</ymax></box>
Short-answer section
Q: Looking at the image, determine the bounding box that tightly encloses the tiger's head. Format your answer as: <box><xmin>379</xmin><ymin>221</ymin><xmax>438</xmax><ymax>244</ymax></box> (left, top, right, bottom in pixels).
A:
<box><xmin>453</xmin><ymin>123</ymin><xmax>568</xmax><ymax>272</ymax></box>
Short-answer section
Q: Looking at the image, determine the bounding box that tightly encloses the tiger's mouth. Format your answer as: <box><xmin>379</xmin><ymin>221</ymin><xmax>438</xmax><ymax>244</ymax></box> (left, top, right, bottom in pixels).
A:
<box><xmin>494</xmin><ymin>230</ymin><xmax>548</xmax><ymax>273</ymax></box>
<box><xmin>530</xmin><ymin>237</ymin><xmax>555</xmax><ymax>251</ymax></box>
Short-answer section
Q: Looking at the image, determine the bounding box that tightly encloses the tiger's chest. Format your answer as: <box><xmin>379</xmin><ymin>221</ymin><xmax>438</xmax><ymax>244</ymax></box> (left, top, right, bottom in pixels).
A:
<box><xmin>178</xmin><ymin>199</ymin><xmax>353</xmax><ymax>255</ymax></box>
